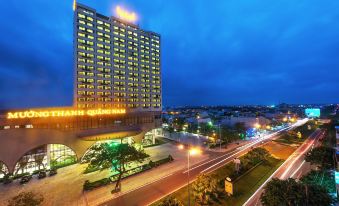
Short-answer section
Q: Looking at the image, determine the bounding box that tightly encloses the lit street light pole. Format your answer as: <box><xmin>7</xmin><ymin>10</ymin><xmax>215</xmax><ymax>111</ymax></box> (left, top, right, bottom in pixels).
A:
<box><xmin>218</xmin><ymin>124</ymin><xmax>222</xmax><ymax>150</ymax></box>
<box><xmin>178</xmin><ymin>145</ymin><xmax>200</xmax><ymax>206</ymax></box>
<box><xmin>187</xmin><ymin>150</ymin><xmax>190</xmax><ymax>206</ymax></box>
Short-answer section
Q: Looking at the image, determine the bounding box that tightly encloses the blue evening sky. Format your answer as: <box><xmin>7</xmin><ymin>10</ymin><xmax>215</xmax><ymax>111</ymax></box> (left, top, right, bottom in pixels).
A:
<box><xmin>0</xmin><ymin>0</ymin><xmax>338</xmax><ymax>109</ymax></box>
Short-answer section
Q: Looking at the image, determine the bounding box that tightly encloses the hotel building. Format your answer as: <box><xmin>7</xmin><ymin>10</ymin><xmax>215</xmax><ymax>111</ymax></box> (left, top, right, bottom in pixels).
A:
<box><xmin>0</xmin><ymin>3</ymin><xmax>162</xmax><ymax>176</ymax></box>
<box><xmin>74</xmin><ymin>3</ymin><xmax>161</xmax><ymax>111</ymax></box>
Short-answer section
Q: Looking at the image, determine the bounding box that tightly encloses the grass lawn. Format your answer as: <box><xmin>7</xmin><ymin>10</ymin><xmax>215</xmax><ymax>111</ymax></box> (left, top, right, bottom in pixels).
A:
<box><xmin>211</xmin><ymin>157</ymin><xmax>282</xmax><ymax>206</ymax></box>
<box><xmin>152</xmin><ymin>157</ymin><xmax>282</xmax><ymax>206</ymax></box>
<box><xmin>262</xmin><ymin>141</ymin><xmax>295</xmax><ymax>160</ymax></box>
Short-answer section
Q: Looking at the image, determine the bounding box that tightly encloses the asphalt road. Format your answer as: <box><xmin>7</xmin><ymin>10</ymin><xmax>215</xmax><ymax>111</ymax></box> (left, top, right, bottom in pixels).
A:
<box><xmin>99</xmin><ymin>120</ymin><xmax>307</xmax><ymax>206</ymax></box>
<box><xmin>243</xmin><ymin>128</ymin><xmax>325</xmax><ymax>206</ymax></box>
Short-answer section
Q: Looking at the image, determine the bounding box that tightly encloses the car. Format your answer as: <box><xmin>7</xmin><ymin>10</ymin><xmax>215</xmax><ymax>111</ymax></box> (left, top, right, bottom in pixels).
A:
<box><xmin>38</xmin><ymin>171</ymin><xmax>47</xmax><ymax>179</ymax></box>
<box><xmin>49</xmin><ymin>169</ymin><xmax>57</xmax><ymax>176</ymax></box>
<box><xmin>20</xmin><ymin>175</ymin><xmax>32</xmax><ymax>184</ymax></box>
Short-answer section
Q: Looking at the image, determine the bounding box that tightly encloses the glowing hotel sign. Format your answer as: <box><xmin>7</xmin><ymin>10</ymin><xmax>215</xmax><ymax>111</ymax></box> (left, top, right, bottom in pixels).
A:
<box><xmin>115</xmin><ymin>6</ymin><xmax>137</xmax><ymax>23</ymax></box>
<box><xmin>7</xmin><ymin>108</ymin><xmax>126</xmax><ymax>119</ymax></box>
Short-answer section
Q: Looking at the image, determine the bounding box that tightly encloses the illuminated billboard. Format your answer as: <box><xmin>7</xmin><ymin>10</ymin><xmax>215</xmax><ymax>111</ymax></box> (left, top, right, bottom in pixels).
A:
<box><xmin>7</xmin><ymin>108</ymin><xmax>126</xmax><ymax>119</ymax></box>
<box><xmin>305</xmin><ymin>108</ymin><xmax>320</xmax><ymax>118</ymax></box>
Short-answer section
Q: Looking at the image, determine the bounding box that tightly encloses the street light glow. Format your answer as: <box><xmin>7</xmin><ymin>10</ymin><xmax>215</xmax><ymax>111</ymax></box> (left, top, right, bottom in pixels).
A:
<box><xmin>178</xmin><ymin>144</ymin><xmax>184</xmax><ymax>150</ymax></box>
<box><xmin>189</xmin><ymin>148</ymin><xmax>201</xmax><ymax>155</ymax></box>
<box><xmin>254</xmin><ymin>123</ymin><xmax>261</xmax><ymax>129</ymax></box>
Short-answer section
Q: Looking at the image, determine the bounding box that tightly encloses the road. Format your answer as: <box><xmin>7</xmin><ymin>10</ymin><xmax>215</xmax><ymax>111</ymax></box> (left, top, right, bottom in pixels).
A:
<box><xmin>243</xmin><ymin>128</ymin><xmax>325</xmax><ymax>206</ymax></box>
<box><xmin>99</xmin><ymin>119</ymin><xmax>308</xmax><ymax>206</ymax></box>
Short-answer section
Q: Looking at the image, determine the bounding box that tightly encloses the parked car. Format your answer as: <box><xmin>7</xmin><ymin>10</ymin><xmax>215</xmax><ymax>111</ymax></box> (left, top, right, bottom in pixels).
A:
<box><xmin>49</xmin><ymin>169</ymin><xmax>57</xmax><ymax>176</ymax></box>
<box><xmin>38</xmin><ymin>171</ymin><xmax>47</xmax><ymax>179</ymax></box>
<box><xmin>20</xmin><ymin>175</ymin><xmax>32</xmax><ymax>184</ymax></box>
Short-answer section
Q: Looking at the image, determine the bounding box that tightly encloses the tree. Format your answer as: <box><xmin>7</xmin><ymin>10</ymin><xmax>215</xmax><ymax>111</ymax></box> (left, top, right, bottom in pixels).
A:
<box><xmin>300</xmin><ymin>170</ymin><xmax>336</xmax><ymax>194</ymax></box>
<box><xmin>287</xmin><ymin>130</ymin><xmax>298</xmax><ymax>138</ymax></box>
<box><xmin>83</xmin><ymin>143</ymin><xmax>149</xmax><ymax>191</ymax></box>
<box><xmin>234</xmin><ymin>122</ymin><xmax>246</xmax><ymax>133</ymax></box>
<box><xmin>219</xmin><ymin>126</ymin><xmax>238</xmax><ymax>143</ymax></box>
<box><xmin>158</xmin><ymin>196</ymin><xmax>183</xmax><ymax>206</ymax></box>
<box><xmin>8</xmin><ymin>191</ymin><xmax>43</xmax><ymax>206</ymax></box>
<box><xmin>192</xmin><ymin>174</ymin><xmax>219</xmax><ymax>205</ymax></box>
<box><xmin>33</xmin><ymin>154</ymin><xmax>45</xmax><ymax>170</ymax></box>
<box><xmin>15</xmin><ymin>156</ymin><xmax>30</xmax><ymax>175</ymax></box>
<box><xmin>305</xmin><ymin>146</ymin><xmax>334</xmax><ymax>169</ymax></box>
<box><xmin>261</xmin><ymin>178</ymin><xmax>333</xmax><ymax>206</ymax></box>
<box><xmin>244</xmin><ymin>147</ymin><xmax>270</xmax><ymax>165</ymax></box>
<box><xmin>0</xmin><ymin>162</ymin><xmax>8</xmax><ymax>176</ymax></box>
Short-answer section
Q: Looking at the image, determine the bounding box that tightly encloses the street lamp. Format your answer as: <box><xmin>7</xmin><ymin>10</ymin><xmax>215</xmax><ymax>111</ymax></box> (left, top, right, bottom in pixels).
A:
<box><xmin>178</xmin><ymin>145</ymin><xmax>201</xmax><ymax>206</ymax></box>
<box><xmin>196</xmin><ymin>115</ymin><xmax>200</xmax><ymax>137</ymax></box>
<box><xmin>217</xmin><ymin>124</ymin><xmax>222</xmax><ymax>150</ymax></box>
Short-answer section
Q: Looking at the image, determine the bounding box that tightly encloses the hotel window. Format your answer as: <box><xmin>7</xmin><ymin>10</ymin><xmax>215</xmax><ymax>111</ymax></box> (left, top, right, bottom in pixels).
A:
<box><xmin>78</xmin><ymin>13</ymin><xmax>85</xmax><ymax>19</ymax></box>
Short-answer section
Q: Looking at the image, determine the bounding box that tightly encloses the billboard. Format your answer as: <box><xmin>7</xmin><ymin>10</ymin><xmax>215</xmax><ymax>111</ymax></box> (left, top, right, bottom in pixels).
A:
<box><xmin>305</xmin><ymin>108</ymin><xmax>320</xmax><ymax>118</ymax></box>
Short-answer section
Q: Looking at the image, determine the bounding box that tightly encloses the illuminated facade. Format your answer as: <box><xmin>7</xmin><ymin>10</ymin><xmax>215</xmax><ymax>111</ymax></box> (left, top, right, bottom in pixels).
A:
<box><xmin>74</xmin><ymin>3</ymin><xmax>161</xmax><ymax>110</ymax></box>
<box><xmin>0</xmin><ymin>3</ymin><xmax>162</xmax><ymax>175</ymax></box>
<box><xmin>0</xmin><ymin>108</ymin><xmax>161</xmax><ymax>173</ymax></box>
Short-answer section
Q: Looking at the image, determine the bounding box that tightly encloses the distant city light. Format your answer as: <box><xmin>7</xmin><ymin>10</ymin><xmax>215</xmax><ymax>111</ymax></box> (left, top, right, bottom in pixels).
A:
<box><xmin>115</xmin><ymin>6</ymin><xmax>137</xmax><ymax>23</ymax></box>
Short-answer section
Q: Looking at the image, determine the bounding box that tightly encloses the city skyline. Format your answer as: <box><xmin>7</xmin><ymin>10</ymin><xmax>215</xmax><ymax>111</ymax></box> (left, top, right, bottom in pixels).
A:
<box><xmin>1</xmin><ymin>0</ymin><xmax>339</xmax><ymax>109</ymax></box>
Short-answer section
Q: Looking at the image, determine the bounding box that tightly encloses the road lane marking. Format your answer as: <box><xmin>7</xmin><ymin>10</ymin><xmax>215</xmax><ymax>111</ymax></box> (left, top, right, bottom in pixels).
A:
<box><xmin>96</xmin><ymin>172</ymin><xmax>174</xmax><ymax>205</ymax></box>
<box><xmin>243</xmin><ymin>128</ymin><xmax>320</xmax><ymax>206</ymax></box>
<box><xmin>290</xmin><ymin>160</ymin><xmax>306</xmax><ymax>178</ymax></box>
<box><xmin>182</xmin><ymin>150</ymin><xmax>238</xmax><ymax>174</ymax></box>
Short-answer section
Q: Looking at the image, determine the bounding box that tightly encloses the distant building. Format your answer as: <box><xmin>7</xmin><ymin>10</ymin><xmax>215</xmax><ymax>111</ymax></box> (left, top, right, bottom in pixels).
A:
<box><xmin>220</xmin><ymin>116</ymin><xmax>271</xmax><ymax>128</ymax></box>
<box><xmin>197</xmin><ymin>118</ymin><xmax>212</xmax><ymax>124</ymax></box>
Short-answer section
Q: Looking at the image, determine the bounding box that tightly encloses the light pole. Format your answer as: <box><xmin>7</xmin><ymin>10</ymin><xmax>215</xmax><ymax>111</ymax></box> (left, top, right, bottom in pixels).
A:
<box><xmin>218</xmin><ymin>124</ymin><xmax>222</xmax><ymax>150</ymax></box>
<box><xmin>197</xmin><ymin>115</ymin><xmax>200</xmax><ymax>138</ymax></box>
<box><xmin>178</xmin><ymin>145</ymin><xmax>200</xmax><ymax>206</ymax></box>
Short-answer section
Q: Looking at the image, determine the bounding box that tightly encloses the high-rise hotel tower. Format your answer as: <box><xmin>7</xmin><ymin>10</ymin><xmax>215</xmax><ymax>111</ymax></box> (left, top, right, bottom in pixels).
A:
<box><xmin>74</xmin><ymin>3</ymin><xmax>161</xmax><ymax>111</ymax></box>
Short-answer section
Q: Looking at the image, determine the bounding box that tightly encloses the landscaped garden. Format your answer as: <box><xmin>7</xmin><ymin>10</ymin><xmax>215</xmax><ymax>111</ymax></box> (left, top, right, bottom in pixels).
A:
<box><xmin>154</xmin><ymin>148</ymin><xmax>282</xmax><ymax>206</ymax></box>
